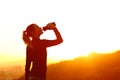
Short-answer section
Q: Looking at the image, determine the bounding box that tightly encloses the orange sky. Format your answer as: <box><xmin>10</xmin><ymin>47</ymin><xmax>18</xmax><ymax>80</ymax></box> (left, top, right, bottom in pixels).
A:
<box><xmin>0</xmin><ymin>0</ymin><xmax>120</xmax><ymax>64</ymax></box>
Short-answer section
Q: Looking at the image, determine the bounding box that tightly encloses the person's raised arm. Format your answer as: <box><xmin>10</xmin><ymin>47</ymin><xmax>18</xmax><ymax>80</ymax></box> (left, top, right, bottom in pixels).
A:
<box><xmin>42</xmin><ymin>22</ymin><xmax>63</xmax><ymax>47</ymax></box>
<box><xmin>52</xmin><ymin>27</ymin><xmax>63</xmax><ymax>43</ymax></box>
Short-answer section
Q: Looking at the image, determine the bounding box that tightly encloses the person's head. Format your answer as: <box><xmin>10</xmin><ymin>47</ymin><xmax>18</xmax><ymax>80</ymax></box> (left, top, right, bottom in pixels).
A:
<box><xmin>26</xmin><ymin>23</ymin><xmax>43</xmax><ymax>38</ymax></box>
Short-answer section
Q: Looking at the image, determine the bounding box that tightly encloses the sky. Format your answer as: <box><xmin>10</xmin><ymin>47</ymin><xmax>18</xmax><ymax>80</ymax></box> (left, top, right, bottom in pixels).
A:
<box><xmin>0</xmin><ymin>0</ymin><xmax>120</xmax><ymax>64</ymax></box>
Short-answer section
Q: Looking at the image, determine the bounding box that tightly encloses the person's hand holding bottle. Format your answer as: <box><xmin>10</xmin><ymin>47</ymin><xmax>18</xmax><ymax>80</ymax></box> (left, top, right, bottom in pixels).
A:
<box><xmin>43</xmin><ymin>22</ymin><xmax>56</xmax><ymax>31</ymax></box>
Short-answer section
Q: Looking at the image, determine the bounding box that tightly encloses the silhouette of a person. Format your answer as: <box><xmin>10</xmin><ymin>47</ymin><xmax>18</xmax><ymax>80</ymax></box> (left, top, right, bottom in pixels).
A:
<box><xmin>22</xmin><ymin>22</ymin><xmax>63</xmax><ymax>80</ymax></box>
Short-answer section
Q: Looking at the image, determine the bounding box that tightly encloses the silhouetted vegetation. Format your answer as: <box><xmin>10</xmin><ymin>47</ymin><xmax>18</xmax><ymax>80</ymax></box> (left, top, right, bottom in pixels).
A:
<box><xmin>1</xmin><ymin>51</ymin><xmax>120</xmax><ymax>80</ymax></box>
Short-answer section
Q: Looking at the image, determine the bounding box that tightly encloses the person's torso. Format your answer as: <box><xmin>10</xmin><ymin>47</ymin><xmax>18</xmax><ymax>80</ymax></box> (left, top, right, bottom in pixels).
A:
<box><xmin>28</xmin><ymin>38</ymin><xmax>47</xmax><ymax>77</ymax></box>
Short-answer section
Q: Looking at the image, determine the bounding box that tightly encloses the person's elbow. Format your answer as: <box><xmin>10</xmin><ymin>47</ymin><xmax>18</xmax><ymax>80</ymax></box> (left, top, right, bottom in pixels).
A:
<box><xmin>59</xmin><ymin>38</ymin><xmax>63</xmax><ymax>44</ymax></box>
<box><xmin>61</xmin><ymin>38</ymin><xmax>63</xmax><ymax>43</ymax></box>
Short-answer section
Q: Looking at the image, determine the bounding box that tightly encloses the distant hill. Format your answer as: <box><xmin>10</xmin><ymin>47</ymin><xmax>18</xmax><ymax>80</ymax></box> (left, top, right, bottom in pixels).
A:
<box><xmin>0</xmin><ymin>59</ymin><xmax>25</xmax><ymax>68</ymax></box>
<box><xmin>17</xmin><ymin>51</ymin><xmax>120</xmax><ymax>80</ymax></box>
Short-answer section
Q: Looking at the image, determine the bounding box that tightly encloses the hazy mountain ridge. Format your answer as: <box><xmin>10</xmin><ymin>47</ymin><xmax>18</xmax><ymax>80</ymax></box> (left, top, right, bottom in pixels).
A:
<box><xmin>0</xmin><ymin>65</ymin><xmax>24</xmax><ymax>80</ymax></box>
<box><xmin>1</xmin><ymin>51</ymin><xmax>120</xmax><ymax>80</ymax></box>
<box><xmin>46</xmin><ymin>51</ymin><xmax>120</xmax><ymax>80</ymax></box>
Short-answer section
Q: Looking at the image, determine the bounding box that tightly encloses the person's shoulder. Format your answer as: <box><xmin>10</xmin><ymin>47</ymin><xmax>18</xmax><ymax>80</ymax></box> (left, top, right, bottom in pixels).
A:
<box><xmin>40</xmin><ymin>39</ymin><xmax>53</xmax><ymax>43</ymax></box>
<box><xmin>40</xmin><ymin>39</ymin><xmax>48</xmax><ymax>42</ymax></box>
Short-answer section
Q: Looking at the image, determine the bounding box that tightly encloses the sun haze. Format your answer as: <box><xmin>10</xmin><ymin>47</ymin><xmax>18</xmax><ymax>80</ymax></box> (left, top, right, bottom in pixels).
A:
<box><xmin>0</xmin><ymin>0</ymin><xmax>120</xmax><ymax>64</ymax></box>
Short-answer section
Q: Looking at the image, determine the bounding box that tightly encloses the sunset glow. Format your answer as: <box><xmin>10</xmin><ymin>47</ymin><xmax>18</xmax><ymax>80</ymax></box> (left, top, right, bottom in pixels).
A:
<box><xmin>0</xmin><ymin>0</ymin><xmax>120</xmax><ymax>64</ymax></box>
